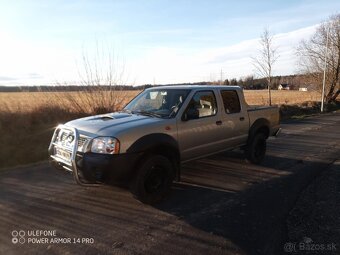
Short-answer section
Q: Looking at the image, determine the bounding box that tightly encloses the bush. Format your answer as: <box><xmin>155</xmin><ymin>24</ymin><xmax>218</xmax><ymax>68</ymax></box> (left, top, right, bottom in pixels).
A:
<box><xmin>0</xmin><ymin>106</ymin><xmax>88</xmax><ymax>168</ymax></box>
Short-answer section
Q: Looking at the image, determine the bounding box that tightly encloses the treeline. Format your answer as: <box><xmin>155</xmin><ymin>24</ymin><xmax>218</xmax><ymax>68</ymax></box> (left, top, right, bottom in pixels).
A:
<box><xmin>0</xmin><ymin>85</ymin><xmax>149</xmax><ymax>92</ymax></box>
<box><xmin>0</xmin><ymin>73</ymin><xmax>316</xmax><ymax>92</ymax></box>
<box><xmin>213</xmin><ymin>74</ymin><xmax>316</xmax><ymax>90</ymax></box>
<box><xmin>0</xmin><ymin>82</ymin><xmax>215</xmax><ymax>92</ymax></box>
<box><xmin>169</xmin><ymin>74</ymin><xmax>316</xmax><ymax>90</ymax></box>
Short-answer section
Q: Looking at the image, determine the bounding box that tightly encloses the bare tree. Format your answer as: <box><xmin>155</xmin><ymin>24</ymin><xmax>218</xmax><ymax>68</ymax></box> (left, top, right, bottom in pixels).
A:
<box><xmin>297</xmin><ymin>14</ymin><xmax>340</xmax><ymax>103</ymax></box>
<box><xmin>55</xmin><ymin>42</ymin><xmax>131</xmax><ymax>114</ymax></box>
<box><xmin>252</xmin><ymin>29</ymin><xmax>279</xmax><ymax>106</ymax></box>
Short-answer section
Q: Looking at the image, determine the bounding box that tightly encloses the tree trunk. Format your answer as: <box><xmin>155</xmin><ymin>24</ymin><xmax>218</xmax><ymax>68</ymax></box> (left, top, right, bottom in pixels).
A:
<box><xmin>268</xmin><ymin>77</ymin><xmax>272</xmax><ymax>106</ymax></box>
<box><xmin>329</xmin><ymin>89</ymin><xmax>340</xmax><ymax>102</ymax></box>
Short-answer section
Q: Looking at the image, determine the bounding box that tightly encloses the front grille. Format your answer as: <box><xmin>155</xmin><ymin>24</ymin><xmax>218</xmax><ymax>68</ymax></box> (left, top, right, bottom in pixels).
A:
<box><xmin>77</xmin><ymin>136</ymin><xmax>88</xmax><ymax>151</ymax></box>
<box><xmin>77</xmin><ymin>137</ymin><xmax>86</xmax><ymax>147</ymax></box>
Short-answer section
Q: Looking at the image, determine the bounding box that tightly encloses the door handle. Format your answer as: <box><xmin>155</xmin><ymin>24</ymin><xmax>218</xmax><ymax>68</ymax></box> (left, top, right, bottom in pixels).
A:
<box><xmin>239</xmin><ymin>117</ymin><xmax>245</xmax><ymax>121</ymax></box>
<box><xmin>216</xmin><ymin>120</ymin><xmax>222</xmax><ymax>125</ymax></box>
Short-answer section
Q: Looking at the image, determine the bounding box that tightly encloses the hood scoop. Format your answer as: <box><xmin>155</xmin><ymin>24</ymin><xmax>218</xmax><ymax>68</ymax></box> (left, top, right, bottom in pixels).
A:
<box><xmin>90</xmin><ymin>113</ymin><xmax>132</xmax><ymax>122</ymax></box>
<box><xmin>100</xmin><ymin>116</ymin><xmax>115</xmax><ymax>121</ymax></box>
<box><xmin>89</xmin><ymin>115</ymin><xmax>115</xmax><ymax>121</ymax></box>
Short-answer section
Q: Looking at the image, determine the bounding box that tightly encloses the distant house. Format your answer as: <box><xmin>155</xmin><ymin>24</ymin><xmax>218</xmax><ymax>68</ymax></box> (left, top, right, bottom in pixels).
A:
<box><xmin>299</xmin><ymin>84</ymin><xmax>317</xmax><ymax>91</ymax></box>
<box><xmin>278</xmin><ymin>84</ymin><xmax>292</xmax><ymax>90</ymax></box>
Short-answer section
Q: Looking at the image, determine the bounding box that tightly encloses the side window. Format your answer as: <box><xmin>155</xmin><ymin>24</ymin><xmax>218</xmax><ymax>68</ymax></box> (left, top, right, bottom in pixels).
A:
<box><xmin>221</xmin><ymin>90</ymin><xmax>241</xmax><ymax>114</ymax></box>
<box><xmin>186</xmin><ymin>91</ymin><xmax>217</xmax><ymax>118</ymax></box>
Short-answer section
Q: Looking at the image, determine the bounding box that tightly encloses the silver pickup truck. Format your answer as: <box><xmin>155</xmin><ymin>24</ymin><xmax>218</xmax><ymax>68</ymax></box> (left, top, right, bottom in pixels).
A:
<box><xmin>49</xmin><ymin>85</ymin><xmax>280</xmax><ymax>204</ymax></box>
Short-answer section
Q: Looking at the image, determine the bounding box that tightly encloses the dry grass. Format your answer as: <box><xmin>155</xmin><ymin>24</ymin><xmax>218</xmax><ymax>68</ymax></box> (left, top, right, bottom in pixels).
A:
<box><xmin>0</xmin><ymin>89</ymin><xmax>322</xmax><ymax>169</ymax></box>
<box><xmin>0</xmin><ymin>90</ymin><xmax>321</xmax><ymax>113</ymax></box>
<box><xmin>243</xmin><ymin>90</ymin><xmax>321</xmax><ymax>105</ymax></box>
<box><xmin>0</xmin><ymin>90</ymin><xmax>139</xmax><ymax>168</ymax></box>
<box><xmin>0</xmin><ymin>90</ymin><xmax>140</xmax><ymax>113</ymax></box>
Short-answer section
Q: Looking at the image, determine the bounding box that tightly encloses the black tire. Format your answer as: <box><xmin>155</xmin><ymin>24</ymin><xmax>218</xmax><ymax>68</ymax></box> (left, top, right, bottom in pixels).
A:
<box><xmin>245</xmin><ymin>132</ymin><xmax>267</xmax><ymax>164</ymax></box>
<box><xmin>131</xmin><ymin>155</ymin><xmax>174</xmax><ymax>204</ymax></box>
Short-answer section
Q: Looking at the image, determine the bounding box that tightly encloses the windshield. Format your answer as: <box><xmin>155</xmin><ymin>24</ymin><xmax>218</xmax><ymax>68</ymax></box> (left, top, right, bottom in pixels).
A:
<box><xmin>124</xmin><ymin>88</ymin><xmax>191</xmax><ymax>118</ymax></box>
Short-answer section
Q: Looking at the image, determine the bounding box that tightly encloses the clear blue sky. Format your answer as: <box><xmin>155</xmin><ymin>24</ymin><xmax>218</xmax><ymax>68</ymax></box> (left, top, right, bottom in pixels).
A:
<box><xmin>0</xmin><ymin>0</ymin><xmax>339</xmax><ymax>85</ymax></box>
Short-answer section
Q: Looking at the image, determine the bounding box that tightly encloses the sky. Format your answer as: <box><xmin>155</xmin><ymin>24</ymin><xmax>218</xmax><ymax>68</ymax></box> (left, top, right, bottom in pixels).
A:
<box><xmin>0</xmin><ymin>0</ymin><xmax>339</xmax><ymax>86</ymax></box>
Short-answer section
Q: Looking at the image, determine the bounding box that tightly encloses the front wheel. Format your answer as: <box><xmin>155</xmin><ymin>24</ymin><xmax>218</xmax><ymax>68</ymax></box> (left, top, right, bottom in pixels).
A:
<box><xmin>245</xmin><ymin>132</ymin><xmax>267</xmax><ymax>164</ymax></box>
<box><xmin>131</xmin><ymin>155</ymin><xmax>174</xmax><ymax>204</ymax></box>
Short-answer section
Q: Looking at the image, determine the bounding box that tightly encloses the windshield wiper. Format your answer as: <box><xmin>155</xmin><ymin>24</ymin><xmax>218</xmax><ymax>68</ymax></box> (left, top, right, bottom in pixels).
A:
<box><xmin>120</xmin><ymin>109</ymin><xmax>132</xmax><ymax>114</ymax></box>
<box><xmin>133</xmin><ymin>110</ymin><xmax>163</xmax><ymax>118</ymax></box>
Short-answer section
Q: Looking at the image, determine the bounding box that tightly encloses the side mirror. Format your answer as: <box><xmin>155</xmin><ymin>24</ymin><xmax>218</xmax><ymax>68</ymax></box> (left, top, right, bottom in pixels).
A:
<box><xmin>182</xmin><ymin>108</ymin><xmax>199</xmax><ymax>121</ymax></box>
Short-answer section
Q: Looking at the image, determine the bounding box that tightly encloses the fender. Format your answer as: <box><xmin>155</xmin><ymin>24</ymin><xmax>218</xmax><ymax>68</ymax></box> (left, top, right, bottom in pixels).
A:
<box><xmin>127</xmin><ymin>133</ymin><xmax>181</xmax><ymax>180</ymax></box>
<box><xmin>248</xmin><ymin>118</ymin><xmax>270</xmax><ymax>141</ymax></box>
<box><xmin>127</xmin><ymin>133</ymin><xmax>179</xmax><ymax>153</ymax></box>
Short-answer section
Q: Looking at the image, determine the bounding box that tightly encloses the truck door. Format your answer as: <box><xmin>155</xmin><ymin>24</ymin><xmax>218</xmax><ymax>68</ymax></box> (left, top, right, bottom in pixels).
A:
<box><xmin>177</xmin><ymin>90</ymin><xmax>227</xmax><ymax>161</ymax></box>
<box><xmin>218</xmin><ymin>89</ymin><xmax>249</xmax><ymax>147</ymax></box>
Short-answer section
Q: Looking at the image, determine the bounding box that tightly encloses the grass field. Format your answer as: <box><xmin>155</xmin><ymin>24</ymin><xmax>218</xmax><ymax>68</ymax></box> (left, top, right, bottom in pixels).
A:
<box><xmin>0</xmin><ymin>90</ymin><xmax>321</xmax><ymax>113</ymax></box>
<box><xmin>0</xmin><ymin>89</ymin><xmax>323</xmax><ymax>169</ymax></box>
<box><xmin>243</xmin><ymin>90</ymin><xmax>320</xmax><ymax>105</ymax></box>
<box><xmin>0</xmin><ymin>90</ymin><xmax>140</xmax><ymax>113</ymax></box>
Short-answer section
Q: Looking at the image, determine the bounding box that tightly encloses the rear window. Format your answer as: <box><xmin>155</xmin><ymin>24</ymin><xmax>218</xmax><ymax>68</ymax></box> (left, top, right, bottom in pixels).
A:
<box><xmin>220</xmin><ymin>90</ymin><xmax>241</xmax><ymax>114</ymax></box>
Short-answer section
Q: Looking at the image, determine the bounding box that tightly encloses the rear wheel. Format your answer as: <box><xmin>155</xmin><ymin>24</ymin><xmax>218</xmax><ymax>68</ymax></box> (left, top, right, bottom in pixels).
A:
<box><xmin>245</xmin><ymin>132</ymin><xmax>267</xmax><ymax>164</ymax></box>
<box><xmin>131</xmin><ymin>155</ymin><xmax>174</xmax><ymax>204</ymax></box>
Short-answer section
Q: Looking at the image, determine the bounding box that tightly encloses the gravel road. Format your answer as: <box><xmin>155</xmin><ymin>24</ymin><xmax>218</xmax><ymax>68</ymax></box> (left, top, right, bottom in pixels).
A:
<box><xmin>1</xmin><ymin>113</ymin><xmax>340</xmax><ymax>255</ymax></box>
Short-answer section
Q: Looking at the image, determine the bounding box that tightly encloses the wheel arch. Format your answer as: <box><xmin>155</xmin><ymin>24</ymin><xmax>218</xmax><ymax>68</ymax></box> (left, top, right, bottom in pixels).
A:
<box><xmin>127</xmin><ymin>133</ymin><xmax>180</xmax><ymax>180</ymax></box>
<box><xmin>248</xmin><ymin>118</ymin><xmax>270</xmax><ymax>141</ymax></box>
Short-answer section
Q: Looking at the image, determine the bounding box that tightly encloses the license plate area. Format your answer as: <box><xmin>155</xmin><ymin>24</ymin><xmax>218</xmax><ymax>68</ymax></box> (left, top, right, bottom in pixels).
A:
<box><xmin>55</xmin><ymin>147</ymin><xmax>72</xmax><ymax>162</ymax></box>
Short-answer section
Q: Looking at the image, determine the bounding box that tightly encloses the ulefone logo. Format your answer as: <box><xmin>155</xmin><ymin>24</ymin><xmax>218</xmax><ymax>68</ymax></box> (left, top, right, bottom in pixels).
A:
<box><xmin>11</xmin><ymin>230</ymin><xmax>25</xmax><ymax>244</ymax></box>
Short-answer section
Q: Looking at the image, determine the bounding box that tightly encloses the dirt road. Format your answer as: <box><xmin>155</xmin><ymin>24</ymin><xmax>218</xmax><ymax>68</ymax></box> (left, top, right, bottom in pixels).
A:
<box><xmin>1</xmin><ymin>113</ymin><xmax>340</xmax><ymax>255</ymax></box>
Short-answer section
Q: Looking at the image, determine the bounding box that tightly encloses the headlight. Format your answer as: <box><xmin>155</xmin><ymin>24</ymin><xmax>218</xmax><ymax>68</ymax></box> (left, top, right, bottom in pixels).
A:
<box><xmin>90</xmin><ymin>137</ymin><xmax>120</xmax><ymax>154</ymax></box>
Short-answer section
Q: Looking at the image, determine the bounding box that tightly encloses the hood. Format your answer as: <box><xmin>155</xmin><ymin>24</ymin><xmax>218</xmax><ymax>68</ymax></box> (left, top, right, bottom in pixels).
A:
<box><xmin>65</xmin><ymin>112</ymin><xmax>162</xmax><ymax>136</ymax></box>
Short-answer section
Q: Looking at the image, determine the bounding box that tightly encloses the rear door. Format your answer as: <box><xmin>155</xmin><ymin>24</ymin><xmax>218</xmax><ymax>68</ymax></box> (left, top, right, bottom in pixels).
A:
<box><xmin>219</xmin><ymin>89</ymin><xmax>249</xmax><ymax>147</ymax></box>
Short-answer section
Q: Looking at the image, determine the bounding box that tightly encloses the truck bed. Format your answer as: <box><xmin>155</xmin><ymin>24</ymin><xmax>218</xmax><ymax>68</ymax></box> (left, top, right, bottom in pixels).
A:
<box><xmin>247</xmin><ymin>105</ymin><xmax>280</xmax><ymax>135</ymax></box>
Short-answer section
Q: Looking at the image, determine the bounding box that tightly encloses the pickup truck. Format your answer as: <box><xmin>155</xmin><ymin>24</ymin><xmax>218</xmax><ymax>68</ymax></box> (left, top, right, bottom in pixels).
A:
<box><xmin>49</xmin><ymin>85</ymin><xmax>280</xmax><ymax>204</ymax></box>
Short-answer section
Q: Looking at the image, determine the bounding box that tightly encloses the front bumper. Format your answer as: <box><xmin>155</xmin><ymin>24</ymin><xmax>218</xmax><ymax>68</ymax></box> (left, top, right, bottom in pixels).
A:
<box><xmin>48</xmin><ymin>125</ymin><xmax>140</xmax><ymax>185</ymax></box>
<box><xmin>75</xmin><ymin>152</ymin><xmax>141</xmax><ymax>183</ymax></box>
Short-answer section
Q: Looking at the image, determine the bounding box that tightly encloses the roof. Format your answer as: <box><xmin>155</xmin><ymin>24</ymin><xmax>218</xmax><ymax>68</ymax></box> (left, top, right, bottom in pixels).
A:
<box><xmin>147</xmin><ymin>85</ymin><xmax>242</xmax><ymax>90</ymax></box>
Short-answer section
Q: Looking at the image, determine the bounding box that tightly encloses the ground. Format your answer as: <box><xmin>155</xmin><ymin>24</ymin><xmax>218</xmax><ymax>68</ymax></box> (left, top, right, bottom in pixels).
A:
<box><xmin>286</xmin><ymin>160</ymin><xmax>340</xmax><ymax>254</ymax></box>
<box><xmin>1</xmin><ymin>113</ymin><xmax>340</xmax><ymax>255</ymax></box>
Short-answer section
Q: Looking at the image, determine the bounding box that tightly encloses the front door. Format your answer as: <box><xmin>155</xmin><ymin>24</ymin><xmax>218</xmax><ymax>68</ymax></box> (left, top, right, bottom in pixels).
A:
<box><xmin>177</xmin><ymin>90</ymin><xmax>225</xmax><ymax>161</ymax></box>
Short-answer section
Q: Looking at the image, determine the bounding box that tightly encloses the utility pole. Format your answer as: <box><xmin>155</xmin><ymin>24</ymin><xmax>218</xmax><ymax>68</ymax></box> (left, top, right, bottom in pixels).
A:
<box><xmin>220</xmin><ymin>69</ymin><xmax>223</xmax><ymax>85</ymax></box>
<box><xmin>321</xmin><ymin>26</ymin><xmax>330</xmax><ymax>112</ymax></box>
